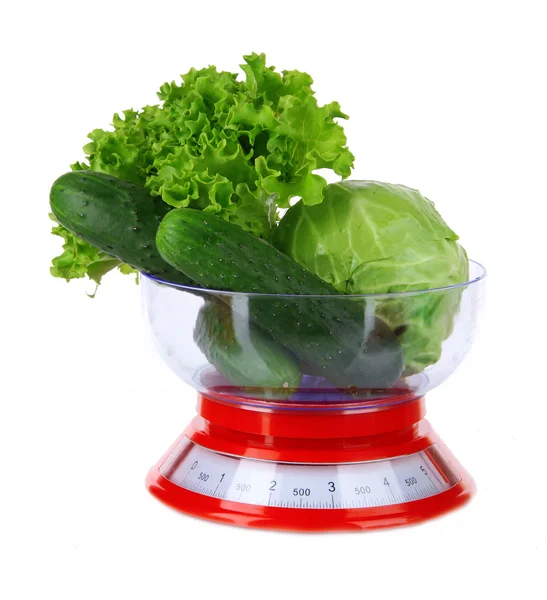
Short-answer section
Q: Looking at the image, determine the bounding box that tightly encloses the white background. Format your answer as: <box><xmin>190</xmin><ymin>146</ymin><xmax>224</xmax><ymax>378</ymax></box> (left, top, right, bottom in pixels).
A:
<box><xmin>2</xmin><ymin>1</ymin><xmax>546</xmax><ymax>598</ymax></box>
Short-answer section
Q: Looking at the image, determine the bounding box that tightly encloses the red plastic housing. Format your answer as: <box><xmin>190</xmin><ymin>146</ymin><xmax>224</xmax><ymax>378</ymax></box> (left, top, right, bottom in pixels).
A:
<box><xmin>146</xmin><ymin>394</ymin><xmax>475</xmax><ymax>532</ymax></box>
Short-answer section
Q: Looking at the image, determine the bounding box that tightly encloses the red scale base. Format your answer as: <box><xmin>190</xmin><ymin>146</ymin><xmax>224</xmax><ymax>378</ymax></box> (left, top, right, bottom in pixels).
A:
<box><xmin>146</xmin><ymin>394</ymin><xmax>475</xmax><ymax>532</ymax></box>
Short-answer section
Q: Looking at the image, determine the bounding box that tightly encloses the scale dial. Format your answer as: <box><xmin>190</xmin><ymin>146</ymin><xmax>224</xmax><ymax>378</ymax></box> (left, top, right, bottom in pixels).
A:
<box><xmin>160</xmin><ymin>438</ymin><xmax>460</xmax><ymax>510</ymax></box>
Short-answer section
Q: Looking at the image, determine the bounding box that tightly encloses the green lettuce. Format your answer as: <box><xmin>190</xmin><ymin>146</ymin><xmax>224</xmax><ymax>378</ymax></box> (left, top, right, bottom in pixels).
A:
<box><xmin>52</xmin><ymin>53</ymin><xmax>354</xmax><ymax>284</ymax></box>
<box><xmin>81</xmin><ymin>55</ymin><xmax>351</xmax><ymax>230</ymax></box>
<box><xmin>273</xmin><ymin>181</ymin><xmax>469</xmax><ymax>374</ymax></box>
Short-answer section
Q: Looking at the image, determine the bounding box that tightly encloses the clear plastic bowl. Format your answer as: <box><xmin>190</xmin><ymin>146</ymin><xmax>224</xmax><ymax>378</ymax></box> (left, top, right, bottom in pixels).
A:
<box><xmin>141</xmin><ymin>260</ymin><xmax>485</xmax><ymax>408</ymax></box>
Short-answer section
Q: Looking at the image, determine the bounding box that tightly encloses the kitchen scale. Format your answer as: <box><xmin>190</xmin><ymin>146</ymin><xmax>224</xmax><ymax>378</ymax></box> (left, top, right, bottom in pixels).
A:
<box><xmin>143</xmin><ymin>260</ymin><xmax>485</xmax><ymax>532</ymax></box>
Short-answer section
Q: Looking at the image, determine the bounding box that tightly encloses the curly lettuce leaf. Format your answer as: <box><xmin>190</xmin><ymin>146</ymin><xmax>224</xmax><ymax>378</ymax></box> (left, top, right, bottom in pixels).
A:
<box><xmin>79</xmin><ymin>52</ymin><xmax>354</xmax><ymax>239</ymax></box>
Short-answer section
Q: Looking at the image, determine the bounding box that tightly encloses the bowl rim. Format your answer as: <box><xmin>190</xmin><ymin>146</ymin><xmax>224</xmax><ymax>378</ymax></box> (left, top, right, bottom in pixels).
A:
<box><xmin>142</xmin><ymin>259</ymin><xmax>486</xmax><ymax>299</ymax></box>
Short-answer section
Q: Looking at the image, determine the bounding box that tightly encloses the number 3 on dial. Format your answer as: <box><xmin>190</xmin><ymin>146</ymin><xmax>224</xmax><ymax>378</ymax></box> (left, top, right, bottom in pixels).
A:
<box><xmin>328</xmin><ymin>481</ymin><xmax>336</xmax><ymax>492</ymax></box>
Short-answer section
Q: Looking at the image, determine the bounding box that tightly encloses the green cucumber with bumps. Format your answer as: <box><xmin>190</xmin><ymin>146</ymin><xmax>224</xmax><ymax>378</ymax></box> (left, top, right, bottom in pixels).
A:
<box><xmin>157</xmin><ymin>209</ymin><xmax>403</xmax><ymax>390</ymax></box>
<box><xmin>194</xmin><ymin>299</ymin><xmax>301</xmax><ymax>398</ymax></box>
<box><xmin>50</xmin><ymin>171</ymin><xmax>193</xmax><ymax>285</ymax></box>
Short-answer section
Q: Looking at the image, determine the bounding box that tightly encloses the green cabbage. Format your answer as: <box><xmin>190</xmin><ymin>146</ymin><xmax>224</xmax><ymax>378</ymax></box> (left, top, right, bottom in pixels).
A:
<box><xmin>273</xmin><ymin>181</ymin><xmax>469</xmax><ymax>374</ymax></box>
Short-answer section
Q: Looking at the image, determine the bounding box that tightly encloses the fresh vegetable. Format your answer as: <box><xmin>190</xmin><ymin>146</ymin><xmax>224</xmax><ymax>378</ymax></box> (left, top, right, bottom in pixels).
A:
<box><xmin>194</xmin><ymin>299</ymin><xmax>301</xmax><ymax>398</ymax></box>
<box><xmin>273</xmin><ymin>181</ymin><xmax>469</xmax><ymax>373</ymax></box>
<box><xmin>157</xmin><ymin>208</ymin><xmax>403</xmax><ymax>389</ymax></box>
<box><xmin>47</xmin><ymin>54</ymin><xmax>472</xmax><ymax>391</ymax></box>
<box><xmin>50</xmin><ymin>171</ymin><xmax>193</xmax><ymax>285</ymax></box>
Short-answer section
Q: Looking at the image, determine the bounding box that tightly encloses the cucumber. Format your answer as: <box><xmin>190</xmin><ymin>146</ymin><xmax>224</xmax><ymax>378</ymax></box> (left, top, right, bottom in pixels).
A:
<box><xmin>194</xmin><ymin>299</ymin><xmax>301</xmax><ymax>398</ymax></box>
<box><xmin>157</xmin><ymin>209</ymin><xmax>403</xmax><ymax>390</ymax></box>
<box><xmin>50</xmin><ymin>171</ymin><xmax>193</xmax><ymax>285</ymax></box>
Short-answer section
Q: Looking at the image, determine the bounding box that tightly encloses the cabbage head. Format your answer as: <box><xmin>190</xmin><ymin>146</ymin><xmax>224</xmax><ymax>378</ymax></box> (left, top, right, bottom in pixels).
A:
<box><xmin>273</xmin><ymin>181</ymin><xmax>469</xmax><ymax>374</ymax></box>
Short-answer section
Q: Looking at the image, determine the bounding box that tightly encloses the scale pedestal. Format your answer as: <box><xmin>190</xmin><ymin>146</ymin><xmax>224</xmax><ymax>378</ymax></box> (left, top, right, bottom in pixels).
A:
<box><xmin>146</xmin><ymin>394</ymin><xmax>475</xmax><ymax>532</ymax></box>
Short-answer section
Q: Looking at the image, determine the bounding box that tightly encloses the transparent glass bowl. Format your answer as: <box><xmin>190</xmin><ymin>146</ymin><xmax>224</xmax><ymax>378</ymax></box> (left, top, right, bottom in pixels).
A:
<box><xmin>141</xmin><ymin>260</ymin><xmax>485</xmax><ymax>408</ymax></box>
